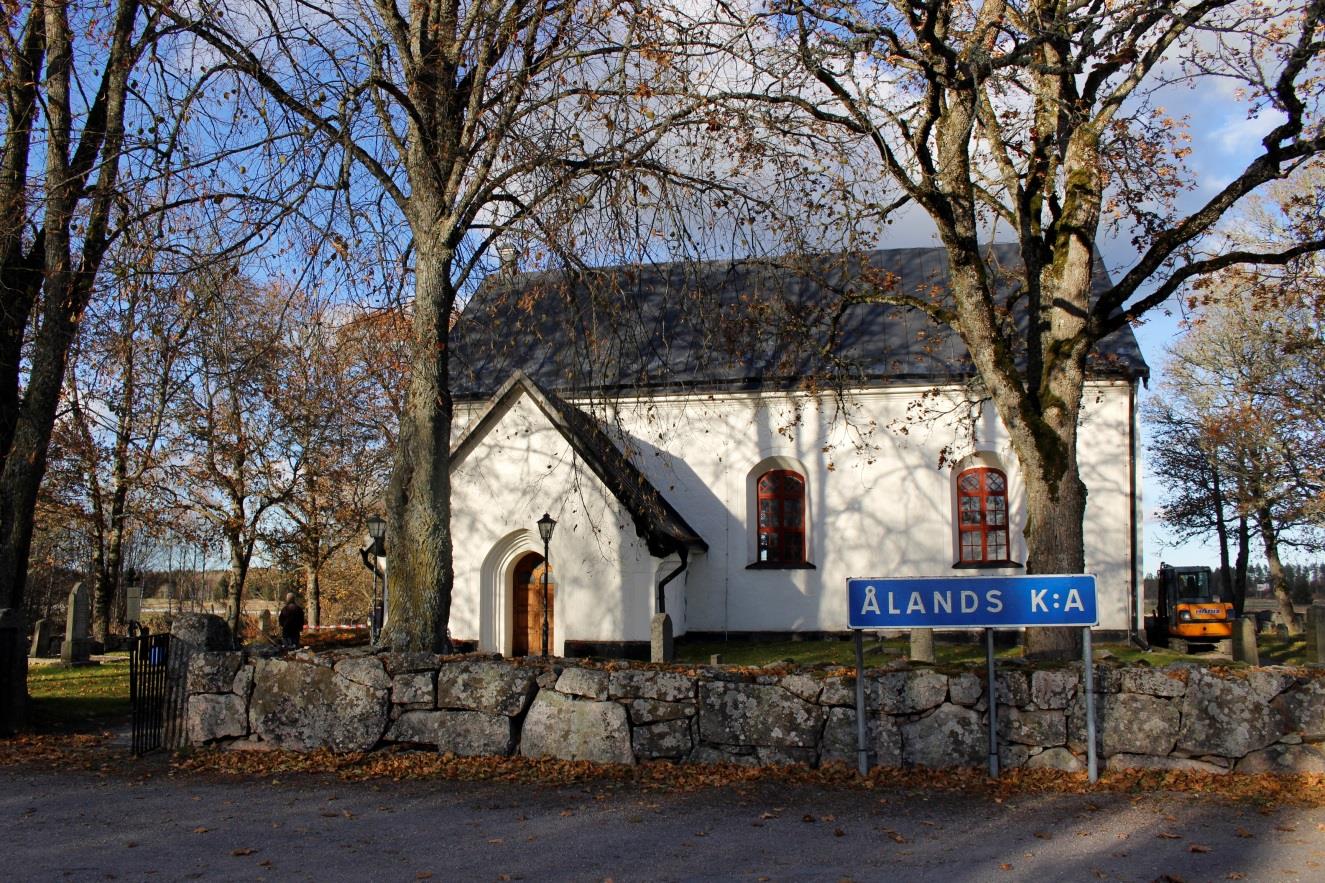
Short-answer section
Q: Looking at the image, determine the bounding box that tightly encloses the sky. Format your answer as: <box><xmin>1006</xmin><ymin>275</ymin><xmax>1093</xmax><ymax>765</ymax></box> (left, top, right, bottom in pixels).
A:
<box><xmin>1113</xmin><ymin>73</ymin><xmax>1286</xmax><ymax>575</ymax></box>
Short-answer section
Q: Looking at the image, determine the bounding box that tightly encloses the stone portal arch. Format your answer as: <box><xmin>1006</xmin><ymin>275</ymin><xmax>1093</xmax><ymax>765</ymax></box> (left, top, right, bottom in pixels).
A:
<box><xmin>478</xmin><ymin>530</ymin><xmax>540</xmax><ymax>655</ymax></box>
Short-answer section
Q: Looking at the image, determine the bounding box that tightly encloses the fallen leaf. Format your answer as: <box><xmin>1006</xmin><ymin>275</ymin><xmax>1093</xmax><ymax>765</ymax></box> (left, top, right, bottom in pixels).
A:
<box><xmin>1275</xmin><ymin>825</ymin><xmax>1297</xmax><ymax>832</ymax></box>
<box><xmin>885</xmin><ymin>830</ymin><xmax>908</xmax><ymax>844</ymax></box>
<box><xmin>999</xmin><ymin>863</ymin><xmax>1013</xmax><ymax>871</ymax></box>
<box><xmin>415</xmin><ymin>873</ymin><xmax>432</xmax><ymax>880</ymax></box>
<box><xmin>125</xmin><ymin>842</ymin><xmax>137</xmax><ymax>849</ymax></box>
<box><xmin>487</xmin><ymin>838</ymin><xmax>503</xmax><ymax>845</ymax></box>
<box><xmin>192</xmin><ymin>827</ymin><xmax>208</xmax><ymax>834</ymax></box>
<box><xmin>1156</xmin><ymin>832</ymin><xmax>1182</xmax><ymax>840</ymax></box>
<box><xmin>231</xmin><ymin>848</ymin><xmax>256</xmax><ymax>857</ymax></box>
<box><xmin>802</xmin><ymin>814</ymin><xmax>815</xmax><ymax>823</ymax></box>
<box><xmin>1235</xmin><ymin>828</ymin><xmax>1254</xmax><ymax>839</ymax></box>
<box><xmin>834</xmin><ymin>828</ymin><xmax>846</xmax><ymax>837</ymax></box>
<box><xmin>1034</xmin><ymin>831</ymin><xmax>1052</xmax><ymax>840</ymax></box>
<box><xmin>1189</xmin><ymin>844</ymin><xmax>1210</xmax><ymax>854</ymax></box>
<box><xmin>1226</xmin><ymin>873</ymin><xmax>1246</xmax><ymax>880</ymax></box>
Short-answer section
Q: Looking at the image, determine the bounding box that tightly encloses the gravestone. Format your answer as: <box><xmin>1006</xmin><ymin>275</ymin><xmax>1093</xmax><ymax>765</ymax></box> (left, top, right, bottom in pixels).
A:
<box><xmin>125</xmin><ymin>586</ymin><xmax>143</xmax><ymax>624</ymax></box>
<box><xmin>61</xmin><ymin>582</ymin><xmax>92</xmax><ymax>664</ymax></box>
<box><xmin>650</xmin><ymin>612</ymin><xmax>673</xmax><ymax>663</ymax></box>
<box><xmin>258</xmin><ymin>609</ymin><xmax>273</xmax><ymax>636</ymax></box>
<box><xmin>1311</xmin><ymin>605</ymin><xmax>1325</xmax><ymax>665</ymax></box>
<box><xmin>28</xmin><ymin>618</ymin><xmax>52</xmax><ymax>658</ymax></box>
<box><xmin>1232</xmin><ymin>617</ymin><xmax>1259</xmax><ymax>666</ymax></box>
<box><xmin>909</xmin><ymin>628</ymin><xmax>935</xmax><ymax>664</ymax></box>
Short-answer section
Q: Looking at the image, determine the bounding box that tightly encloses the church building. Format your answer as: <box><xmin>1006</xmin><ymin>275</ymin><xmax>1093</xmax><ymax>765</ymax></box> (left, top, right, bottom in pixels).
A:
<box><xmin>444</xmin><ymin>246</ymin><xmax>1148</xmax><ymax>658</ymax></box>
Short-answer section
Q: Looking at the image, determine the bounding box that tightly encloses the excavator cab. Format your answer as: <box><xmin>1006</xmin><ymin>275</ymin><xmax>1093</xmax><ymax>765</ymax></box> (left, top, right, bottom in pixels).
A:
<box><xmin>1148</xmin><ymin>562</ymin><xmax>1235</xmax><ymax>654</ymax></box>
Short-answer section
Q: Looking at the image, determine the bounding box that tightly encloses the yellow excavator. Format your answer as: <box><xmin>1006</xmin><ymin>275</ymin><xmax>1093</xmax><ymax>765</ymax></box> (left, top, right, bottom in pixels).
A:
<box><xmin>1146</xmin><ymin>563</ymin><xmax>1236</xmax><ymax>654</ymax></box>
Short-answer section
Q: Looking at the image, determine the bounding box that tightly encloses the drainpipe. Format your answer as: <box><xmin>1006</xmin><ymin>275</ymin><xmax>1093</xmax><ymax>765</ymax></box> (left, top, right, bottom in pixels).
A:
<box><xmin>656</xmin><ymin>546</ymin><xmax>689</xmax><ymax>616</ymax></box>
<box><xmin>1128</xmin><ymin>378</ymin><xmax>1150</xmax><ymax>651</ymax></box>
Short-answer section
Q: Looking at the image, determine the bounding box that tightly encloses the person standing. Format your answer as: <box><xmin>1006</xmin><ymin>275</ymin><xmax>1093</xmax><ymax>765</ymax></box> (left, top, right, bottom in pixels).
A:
<box><xmin>278</xmin><ymin>593</ymin><xmax>305</xmax><ymax>648</ymax></box>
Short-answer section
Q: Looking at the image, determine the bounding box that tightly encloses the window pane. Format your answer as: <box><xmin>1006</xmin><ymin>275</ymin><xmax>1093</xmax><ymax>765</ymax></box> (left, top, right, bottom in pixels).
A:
<box><xmin>958</xmin><ymin>472</ymin><xmax>981</xmax><ymax>493</ymax></box>
<box><xmin>988</xmin><ymin>532</ymin><xmax>1007</xmax><ymax>560</ymax></box>
<box><xmin>986</xmin><ymin>471</ymin><xmax>1006</xmax><ymax>493</ymax></box>
<box><xmin>960</xmin><ymin>498</ymin><xmax>981</xmax><ymax>524</ymax></box>
<box><xmin>784</xmin><ymin>501</ymin><xmax>803</xmax><ymax>527</ymax></box>
<box><xmin>759</xmin><ymin>499</ymin><xmax>778</xmax><ymax>527</ymax></box>
<box><xmin>987</xmin><ymin>496</ymin><xmax>1006</xmax><ymax>526</ymax></box>
<box><xmin>783</xmin><ymin>474</ymin><xmax>804</xmax><ymax>495</ymax></box>
<box><xmin>961</xmin><ymin>533</ymin><xmax>981</xmax><ymax>561</ymax></box>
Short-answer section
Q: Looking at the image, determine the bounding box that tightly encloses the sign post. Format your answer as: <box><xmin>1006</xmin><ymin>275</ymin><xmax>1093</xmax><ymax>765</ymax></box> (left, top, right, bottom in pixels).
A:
<box><xmin>847</xmin><ymin>574</ymin><xmax>1099</xmax><ymax>783</ymax></box>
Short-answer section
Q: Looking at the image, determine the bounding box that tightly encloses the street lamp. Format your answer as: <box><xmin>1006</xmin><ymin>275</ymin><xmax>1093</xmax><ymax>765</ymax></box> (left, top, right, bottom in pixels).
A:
<box><xmin>366</xmin><ymin>515</ymin><xmax>387</xmax><ymax>641</ymax></box>
<box><xmin>537</xmin><ymin>512</ymin><xmax>556</xmax><ymax>657</ymax></box>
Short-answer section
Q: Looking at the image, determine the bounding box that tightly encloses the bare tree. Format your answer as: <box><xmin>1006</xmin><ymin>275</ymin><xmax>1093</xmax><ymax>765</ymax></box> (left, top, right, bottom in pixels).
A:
<box><xmin>160</xmin><ymin>0</ymin><xmax>729</xmax><ymax>651</ymax></box>
<box><xmin>264</xmin><ymin>293</ymin><xmax>398</xmax><ymax>627</ymax></box>
<box><xmin>170</xmin><ymin>270</ymin><xmax>299</xmax><ymax>636</ymax></box>
<box><xmin>51</xmin><ymin>241</ymin><xmax>198</xmax><ymax>643</ymax></box>
<box><xmin>1159</xmin><ymin>277</ymin><xmax>1325</xmax><ymax>633</ymax></box>
<box><xmin>0</xmin><ymin>0</ymin><xmax>176</xmax><ymax>727</ymax></box>
<box><xmin>682</xmin><ymin>0</ymin><xmax>1325</xmax><ymax>655</ymax></box>
<box><xmin>1145</xmin><ymin>381</ymin><xmax>1248</xmax><ymax>614</ymax></box>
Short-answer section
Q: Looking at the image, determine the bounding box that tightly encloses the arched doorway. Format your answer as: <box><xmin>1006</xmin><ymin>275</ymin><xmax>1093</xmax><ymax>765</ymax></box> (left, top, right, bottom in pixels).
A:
<box><xmin>511</xmin><ymin>552</ymin><xmax>554</xmax><ymax>656</ymax></box>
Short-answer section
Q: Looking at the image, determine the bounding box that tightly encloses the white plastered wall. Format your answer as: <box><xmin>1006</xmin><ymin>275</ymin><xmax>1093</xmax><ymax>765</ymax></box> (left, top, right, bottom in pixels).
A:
<box><xmin>451</xmin><ymin>379</ymin><xmax>1140</xmax><ymax>637</ymax></box>
<box><xmin>449</xmin><ymin>392</ymin><xmax>659</xmax><ymax>654</ymax></box>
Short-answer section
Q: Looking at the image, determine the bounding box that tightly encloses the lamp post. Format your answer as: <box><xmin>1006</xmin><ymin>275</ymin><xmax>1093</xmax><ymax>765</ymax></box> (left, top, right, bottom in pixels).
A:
<box><xmin>367</xmin><ymin>515</ymin><xmax>386</xmax><ymax>642</ymax></box>
<box><xmin>537</xmin><ymin>512</ymin><xmax>556</xmax><ymax>657</ymax></box>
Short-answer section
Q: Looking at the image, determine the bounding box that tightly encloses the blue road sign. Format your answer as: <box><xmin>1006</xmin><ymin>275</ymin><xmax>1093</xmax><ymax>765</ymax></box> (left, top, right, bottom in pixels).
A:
<box><xmin>847</xmin><ymin>574</ymin><xmax>1098</xmax><ymax>629</ymax></box>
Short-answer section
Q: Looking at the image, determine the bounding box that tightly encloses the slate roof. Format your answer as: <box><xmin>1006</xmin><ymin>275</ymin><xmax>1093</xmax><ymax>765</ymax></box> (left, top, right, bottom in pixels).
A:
<box><xmin>451</xmin><ymin>372</ymin><xmax>707</xmax><ymax>557</ymax></box>
<box><xmin>450</xmin><ymin>244</ymin><xmax>1148</xmax><ymax>399</ymax></box>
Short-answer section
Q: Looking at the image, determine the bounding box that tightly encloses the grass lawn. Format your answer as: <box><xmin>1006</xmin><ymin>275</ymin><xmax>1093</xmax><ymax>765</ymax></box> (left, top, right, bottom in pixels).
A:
<box><xmin>27</xmin><ymin>655</ymin><xmax>130</xmax><ymax>732</ymax></box>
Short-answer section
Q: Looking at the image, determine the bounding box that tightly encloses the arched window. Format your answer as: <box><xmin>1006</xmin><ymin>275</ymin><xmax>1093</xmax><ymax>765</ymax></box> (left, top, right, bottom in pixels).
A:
<box><xmin>957</xmin><ymin>467</ymin><xmax>1010</xmax><ymax>564</ymax></box>
<box><xmin>757</xmin><ymin>470</ymin><xmax>806</xmax><ymax>564</ymax></box>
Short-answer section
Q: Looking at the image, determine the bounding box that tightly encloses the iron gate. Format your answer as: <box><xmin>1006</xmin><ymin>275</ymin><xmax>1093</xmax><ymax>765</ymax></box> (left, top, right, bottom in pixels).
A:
<box><xmin>128</xmin><ymin>622</ymin><xmax>171</xmax><ymax>755</ymax></box>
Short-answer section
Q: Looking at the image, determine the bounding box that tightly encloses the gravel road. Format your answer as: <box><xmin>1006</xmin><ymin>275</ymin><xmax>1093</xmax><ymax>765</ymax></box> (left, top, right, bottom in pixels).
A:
<box><xmin>4</xmin><ymin>764</ymin><xmax>1324</xmax><ymax>882</ymax></box>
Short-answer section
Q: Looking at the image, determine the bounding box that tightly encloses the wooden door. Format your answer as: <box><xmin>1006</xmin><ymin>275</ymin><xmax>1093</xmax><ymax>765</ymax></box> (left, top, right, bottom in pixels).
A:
<box><xmin>512</xmin><ymin>553</ymin><xmax>554</xmax><ymax>656</ymax></box>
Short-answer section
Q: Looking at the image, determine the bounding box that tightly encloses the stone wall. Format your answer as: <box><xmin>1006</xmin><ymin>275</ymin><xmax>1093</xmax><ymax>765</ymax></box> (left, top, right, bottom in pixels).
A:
<box><xmin>183</xmin><ymin>648</ymin><xmax>1325</xmax><ymax>774</ymax></box>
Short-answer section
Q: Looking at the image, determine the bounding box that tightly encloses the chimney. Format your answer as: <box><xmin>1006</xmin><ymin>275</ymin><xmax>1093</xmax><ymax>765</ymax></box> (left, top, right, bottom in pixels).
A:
<box><xmin>496</xmin><ymin>244</ymin><xmax>518</xmax><ymax>277</ymax></box>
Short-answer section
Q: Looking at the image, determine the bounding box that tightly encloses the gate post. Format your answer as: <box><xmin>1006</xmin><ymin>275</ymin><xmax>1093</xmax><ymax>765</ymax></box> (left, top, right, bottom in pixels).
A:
<box><xmin>166</xmin><ymin>614</ymin><xmax>233</xmax><ymax>749</ymax></box>
<box><xmin>0</xmin><ymin>609</ymin><xmax>26</xmax><ymax>735</ymax></box>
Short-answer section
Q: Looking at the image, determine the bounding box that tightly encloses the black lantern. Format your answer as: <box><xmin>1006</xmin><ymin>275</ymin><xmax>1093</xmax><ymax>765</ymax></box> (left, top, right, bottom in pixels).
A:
<box><xmin>537</xmin><ymin>513</ymin><xmax>556</xmax><ymax>656</ymax></box>
<box><xmin>367</xmin><ymin>515</ymin><xmax>386</xmax><ymax>555</ymax></box>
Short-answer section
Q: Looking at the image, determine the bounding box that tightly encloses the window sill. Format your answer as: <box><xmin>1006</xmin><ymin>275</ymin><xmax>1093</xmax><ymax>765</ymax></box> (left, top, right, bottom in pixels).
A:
<box><xmin>952</xmin><ymin>560</ymin><xmax>1024</xmax><ymax>570</ymax></box>
<box><xmin>746</xmin><ymin>561</ymin><xmax>817</xmax><ymax>570</ymax></box>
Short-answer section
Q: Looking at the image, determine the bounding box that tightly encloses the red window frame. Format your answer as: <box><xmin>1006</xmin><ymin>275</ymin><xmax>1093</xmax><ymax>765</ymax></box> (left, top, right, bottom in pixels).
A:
<box><xmin>957</xmin><ymin>467</ymin><xmax>1010</xmax><ymax>564</ymax></box>
<box><xmin>756</xmin><ymin>470</ymin><xmax>806</xmax><ymax>564</ymax></box>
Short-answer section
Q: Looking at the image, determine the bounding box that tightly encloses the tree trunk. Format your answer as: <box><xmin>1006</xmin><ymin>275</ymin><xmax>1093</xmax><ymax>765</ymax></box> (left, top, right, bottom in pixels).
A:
<box><xmin>1210</xmin><ymin>462</ymin><xmax>1235</xmax><ymax>611</ymax></box>
<box><xmin>305</xmin><ymin>562</ymin><xmax>320</xmax><ymax>628</ymax></box>
<box><xmin>1021</xmin><ymin>464</ymin><xmax>1089</xmax><ymax>659</ymax></box>
<box><xmin>1258</xmin><ymin>507</ymin><xmax>1300</xmax><ymax>636</ymax></box>
<box><xmin>1235</xmin><ymin>514</ymin><xmax>1250</xmax><ymax>606</ymax></box>
<box><xmin>382</xmin><ymin>238</ymin><xmax>455</xmax><ymax>653</ymax></box>
<box><xmin>225</xmin><ymin>534</ymin><xmax>250</xmax><ymax>637</ymax></box>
